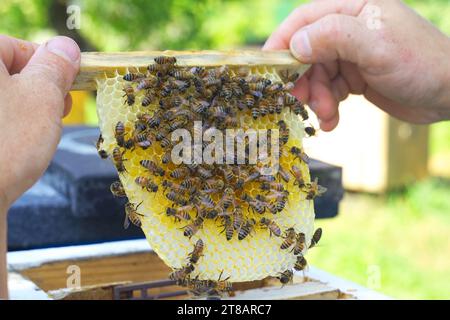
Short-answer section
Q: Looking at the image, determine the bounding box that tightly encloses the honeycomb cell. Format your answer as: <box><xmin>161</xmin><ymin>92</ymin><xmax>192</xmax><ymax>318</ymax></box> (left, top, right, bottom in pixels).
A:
<box><xmin>95</xmin><ymin>64</ymin><xmax>317</xmax><ymax>283</ymax></box>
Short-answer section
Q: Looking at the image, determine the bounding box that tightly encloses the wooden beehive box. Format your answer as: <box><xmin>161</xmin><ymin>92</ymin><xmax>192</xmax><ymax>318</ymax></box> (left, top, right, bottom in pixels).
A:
<box><xmin>8</xmin><ymin>239</ymin><xmax>389</xmax><ymax>300</ymax></box>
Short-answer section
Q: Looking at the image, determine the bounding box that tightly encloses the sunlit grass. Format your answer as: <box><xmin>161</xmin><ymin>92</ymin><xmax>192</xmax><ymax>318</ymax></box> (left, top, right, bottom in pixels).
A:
<box><xmin>309</xmin><ymin>179</ymin><xmax>450</xmax><ymax>299</ymax></box>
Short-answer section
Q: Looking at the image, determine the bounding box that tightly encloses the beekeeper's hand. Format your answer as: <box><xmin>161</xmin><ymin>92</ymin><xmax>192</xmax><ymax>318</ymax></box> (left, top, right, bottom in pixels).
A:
<box><xmin>0</xmin><ymin>36</ymin><xmax>80</xmax><ymax>215</ymax></box>
<box><xmin>264</xmin><ymin>0</ymin><xmax>450</xmax><ymax>131</ymax></box>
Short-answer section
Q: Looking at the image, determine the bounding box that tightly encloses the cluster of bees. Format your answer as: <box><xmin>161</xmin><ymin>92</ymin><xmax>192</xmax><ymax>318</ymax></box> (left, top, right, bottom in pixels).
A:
<box><xmin>97</xmin><ymin>55</ymin><xmax>326</xmax><ymax>297</ymax></box>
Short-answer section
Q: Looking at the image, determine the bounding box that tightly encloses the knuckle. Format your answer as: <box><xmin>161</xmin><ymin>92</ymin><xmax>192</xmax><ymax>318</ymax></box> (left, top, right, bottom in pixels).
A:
<box><xmin>320</xmin><ymin>14</ymin><xmax>344</xmax><ymax>41</ymax></box>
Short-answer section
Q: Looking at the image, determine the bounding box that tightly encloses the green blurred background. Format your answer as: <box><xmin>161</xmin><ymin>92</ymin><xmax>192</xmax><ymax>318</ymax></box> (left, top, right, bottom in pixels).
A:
<box><xmin>1</xmin><ymin>0</ymin><xmax>449</xmax><ymax>299</ymax></box>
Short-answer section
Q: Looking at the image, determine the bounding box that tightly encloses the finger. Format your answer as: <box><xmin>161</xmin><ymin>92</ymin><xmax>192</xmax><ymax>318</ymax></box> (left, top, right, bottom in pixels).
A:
<box><xmin>290</xmin><ymin>14</ymin><xmax>370</xmax><ymax>65</ymax></box>
<box><xmin>290</xmin><ymin>75</ymin><xmax>310</xmax><ymax>104</ymax></box>
<box><xmin>330</xmin><ymin>75</ymin><xmax>350</xmax><ymax>102</ymax></box>
<box><xmin>63</xmin><ymin>93</ymin><xmax>73</xmax><ymax>118</ymax></box>
<box><xmin>20</xmin><ymin>36</ymin><xmax>80</xmax><ymax>96</ymax></box>
<box><xmin>0</xmin><ymin>35</ymin><xmax>38</xmax><ymax>78</ymax></box>
<box><xmin>338</xmin><ymin>61</ymin><xmax>366</xmax><ymax>94</ymax></box>
<box><xmin>308</xmin><ymin>64</ymin><xmax>339</xmax><ymax>130</ymax></box>
<box><xmin>263</xmin><ymin>0</ymin><xmax>367</xmax><ymax>50</ymax></box>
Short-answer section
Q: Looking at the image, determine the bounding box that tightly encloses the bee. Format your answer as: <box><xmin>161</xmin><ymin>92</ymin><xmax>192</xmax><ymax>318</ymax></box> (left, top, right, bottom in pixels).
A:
<box><xmin>290</xmin><ymin>146</ymin><xmax>310</xmax><ymax>164</ymax></box>
<box><xmin>154</xmin><ymin>56</ymin><xmax>177</xmax><ymax>65</ymax></box>
<box><xmin>170</xmin><ymin>166</ymin><xmax>190</xmax><ymax>179</ymax></box>
<box><xmin>277</xmin><ymin>166</ymin><xmax>291</xmax><ymax>183</ymax></box>
<box><xmin>135</xmin><ymin>176</ymin><xmax>158</xmax><ymax>192</ymax></box>
<box><xmin>162</xmin><ymin>150</ymin><xmax>172</xmax><ymax>164</ymax></box>
<box><xmin>203</xmin><ymin>75</ymin><xmax>222</xmax><ymax>87</ymax></box>
<box><xmin>112</xmin><ymin>147</ymin><xmax>126</xmax><ymax>173</ymax></box>
<box><xmin>190</xmin><ymin>66</ymin><xmax>207</xmax><ymax>77</ymax></box>
<box><xmin>161</xmin><ymin>180</ymin><xmax>186</xmax><ymax>193</ymax></box>
<box><xmin>280</xmin><ymin>227</ymin><xmax>297</xmax><ymax>250</ymax></box>
<box><xmin>166</xmin><ymin>207</ymin><xmax>192</xmax><ymax>222</ymax></box>
<box><xmin>114</xmin><ymin>121</ymin><xmax>126</xmax><ymax>147</ymax></box>
<box><xmin>202</xmin><ymin>178</ymin><xmax>224</xmax><ymax>193</ymax></box>
<box><xmin>292</xmin><ymin>232</ymin><xmax>306</xmax><ymax>255</ymax></box>
<box><xmin>304</xmin><ymin>125</ymin><xmax>317</xmax><ymax>137</ymax></box>
<box><xmin>110</xmin><ymin>180</ymin><xmax>126</xmax><ymax>197</ymax></box>
<box><xmin>169</xmin><ymin>263</ymin><xmax>195</xmax><ymax>282</ymax></box>
<box><xmin>233</xmin><ymin>206</ymin><xmax>244</xmax><ymax>230</ymax></box>
<box><xmin>181</xmin><ymin>177</ymin><xmax>201</xmax><ymax>191</ymax></box>
<box><xmin>294</xmin><ymin>254</ymin><xmax>307</xmax><ymax>271</ymax></box>
<box><xmin>269</xmin><ymin>196</ymin><xmax>287</xmax><ymax>214</ymax></box>
<box><xmin>230</xmin><ymin>82</ymin><xmax>244</xmax><ymax>97</ymax></box>
<box><xmin>166</xmin><ymin>191</ymin><xmax>188</xmax><ymax>206</ymax></box>
<box><xmin>220</xmin><ymin>167</ymin><xmax>234</xmax><ymax>183</ymax></box>
<box><xmin>183</xmin><ymin>217</ymin><xmax>204</xmax><ymax>239</ymax></box>
<box><xmin>304</xmin><ymin>178</ymin><xmax>327</xmax><ymax>200</ymax></box>
<box><xmin>291</xmin><ymin>165</ymin><xmax>306</xmax><ymax>189</ymax></box>
<box><xmin>261</xmin><ymin>182</ymin><xmax>285</xmax><ymax>192</ymax></box>
<box><xmin>238</xmin><ymin>218</ymin><xmax>256</xmax><ymax>240</ymax></box>
<box><xmin>160</xmin><ymin>137</ymin><xmax>173</xmax><ymax>149</ymax></box>
<box><xmin>220</xmin><ymin>188</ymin><xmax>235</xmax><ymax>210</ymax></box>
<box><xmin>283</xmin><ymin>93</ymin><xmax>297</xmax><ymax>106</ymax></box>
<box><xmin>251</xmin><ymin>106</ymin><xmax>260</xmax><ymax>120</ymax></box>
<box><xmin>140</xmin><ymin>160</ymin><xmax>165</xmax><ymax>177</ymax></box>
<box><xmin>96</xmin><ymin>134</ymin><xmax>108</xmax><ymax>159</ymax></box>
<box><xmin>197</xmin><ymin>193</ymin><xmax>215</xmax><ymax>209</ymax></box>
<box><xmin>123</xmin><ymin>202</ymin><xmax>143</xmax><ymax>229</ymax></box>
<box><xmin>309</xmin><ymin>227</ymin><xmax>322</xmax><ymax>249</ymax></box>
<box><xmin>241</xmin><ymin>194</ymin><xmax>265</xmax><ymax>215</ymax></box>
<box><xmin>260</xmin><ymin>217</ymin><xmax>281</xmax><ymax>237</ymax></box>
<box><xmin>244</xmin><ymin>94</ymin><xmax>255</xmax><ymax>108</ymax></box>
<box><xmin>188</xmin><ymin>239</ymin><xmax>204</xmax><ymax>264</ymax></box>
<box><xmin>277</xmin><ymin>120</ymin><xmax>290</xmax><ymax>145</ymax></box>
<box><xmin>265</xmin><ymin>82</ymin><xmax>284</xmax><ymax>94</ymax></box>
<box><xmin>132</xmin><ymin>133</ymin><xmax>152</xmax><ymax>149</ymax></box>
<box><xmin>169</xmin><ymin>70</ymin><xmax>194</xmax><ymax>81</ymax></box>
<box><xmin>280</xmin><ymin>70</ymin><xmax>299</xmax><ymax>83</ymax></box>
<box><xmin>277</xmin><ymin>269</ymin><xmax>293</xmax><ymax>285</ymax></box>
<box><xmin>220</xmin><ymin>216</ymin><xmax>234</xmax><ymax>241</ymax></box>
<box><xmin>191</xmin><ymin>100</ymin><xmax>210</xmax><ymax>114</ymax></box>
<box><xmin>141</xmin><ymin>90</ymin><xmax>156</xmax><ymax>107</ymax></box>
<box><xmin>123</xmin><ymin>72</ymin><xmax>145</xmax><ymax>82</ymax></box>
<box><xmin>122</xmin><ymin>85</ymin><xmax>135</xmax><ymax>106</ymax></box>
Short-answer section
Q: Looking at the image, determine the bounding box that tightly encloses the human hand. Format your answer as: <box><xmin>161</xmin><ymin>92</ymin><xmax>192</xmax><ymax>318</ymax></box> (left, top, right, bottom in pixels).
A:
<box><xmin>264</xmin><ymin>0</ymin><xmax>450</xmax><ymax>131</ymax></box>
<box><xmin>0</xmin><ymin>35</ymin><xmax>80</xmax><ymax>215</ymax></box>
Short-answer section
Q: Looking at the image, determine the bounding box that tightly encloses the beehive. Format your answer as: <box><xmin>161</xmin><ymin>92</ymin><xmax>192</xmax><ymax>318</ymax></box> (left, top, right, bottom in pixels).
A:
<box><xmin>95</xmin><ymin>54</ymin><xmax>319</xmax><ymax>287</ymax></box>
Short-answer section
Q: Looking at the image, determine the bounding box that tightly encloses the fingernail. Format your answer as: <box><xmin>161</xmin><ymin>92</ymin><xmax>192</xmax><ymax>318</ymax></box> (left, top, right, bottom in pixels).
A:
<box><xmin>46</xmin><ymin>36</ymin><xmax>80</xmax><ymax>63</ymax></box>
<box><xmin>290</xmin><ymin>29</ymin><xmax>312</xmax><ymax>60</ymax></box>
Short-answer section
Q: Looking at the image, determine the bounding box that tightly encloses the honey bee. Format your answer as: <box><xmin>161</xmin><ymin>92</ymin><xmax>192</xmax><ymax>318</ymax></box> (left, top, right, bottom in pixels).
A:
<box><xmin>251</xmin><ymin>106</ymin><xmax>260</xmax><ymax>120</ymax></box>
<box><xmin>220</xmin><ymin>187</ymin><xmax>235</xmax><ymax>210</ymax></box>
<box><xmin>114</xmin><ymin>121</ymin><xmax>126</xmax><ymax>147</ymax></box>
<box><xmin>109</xmin><ymin>180</ymin><xmax>126</xmax><ymax>197</ymax></box>
<box><xmin>220</xmin><ymin>167</ymin><xmax>234</xmax><ymax>183</ymax></box>
<box><xmin>188</xmin><ymin>239</ymin><xmax>204</xmax><ymax>264</ymax></box>
<box><xmin>244</xmin><ymin>94</ymin><xmax>255</xmax><ymax>108</ymax></box>
<box><xmin>141</xmin><ymin>90</ymin><xmax>156</xmax><ymax>107</ymax></box>
<box><xmin>197</xmin><ymin>193</ymin><xmax>215</xmax><ymax>209</ymax></box>
<box><xmin>220</xmin><ymin>216</ymin><xmax>234</xmax><ymax>241</ymax></box>
<box><xmin>261</xmin><ymin>182</ymin><xmax>285</xmax><ymax>192</ymax></box>
<box><xmin>162</xmin><ymin>150</ymin><xmax>172</xmax><ymax>164</ymax></box>
<box><xmin>154</xmin><ymin>56</ymin><xmax>177</xmax><ymax>65</ymax></box>
<box><xmin>169</xmin><ymin>263</ymin><xmax>195</xmax><ymax>282</ymax></box>
<box><xmin>161</xmin><ymin>180</ymin><xmax>186</xmax><ymax>193</ymax></box>
<box><xmin>292</xmin><ymin>232</ymin><xmax>306</xmax><ymax>255</ymax></box>
<box><xmin>304</xmin><ymin>125</ymin><xmax>317</xmax><ymax>137</ymax></box>
<box><xmin>233</xmin><ymin>206</ymin><xmax>244</xmax><ymax>230</ymax></box>
<box><xmin>135</xmin><ymin>176</ymin><xmax>158</xmax><ymax>192</ymax></box>
<box><xmin>283</xmin><ymin>93</ymin><xmax>297</xmax><ymax>106</ymax></box>
<box><xmin>182</xmin><ymin>217</ymin><xmax>204</xmax><ymax>239</ymax></box>
<box><xmin>191</xmin><ymin>100</ymin><xmax>210</xmax><ymax>114</ymax></box>
<box><xmin>123</xmin><ymin>72</ymin><xmax>145</xmax><ymax>82</ymax></box>
<box><xmin>166</xmin><ymin>191</ymin><xmax>188</xmax><ymax>206</ymax></box>
<box><xmin>140</xmin><ymin>160</ymin><xmax>165</xmax><ymax>177</ymax></box>
<box><xmin>277</xmin><ymin>166</ymin><xmax>291</xmax><ymax>183</ymax></box>
<box><xmin>238</xmin><ymin>218</ymin><xmax>256</xmax><ymax>240</ymax></box>
<box><xmin>280</xmin><ymin>70</ymin><xmax>299</xmax><ymax>83</ymax></box>
<box><xmin>160</xmin><ymin>137</ymin><xmax>173</xmax><ymax>149</ymax></box>
<box><xmin>291</xmin><ymin>165</ymin><xmax>306</xmax><ymax>189</ymax></box>
<box><xmin>112</xmin><ymin>147</ymin><xmax>126</xmax><ymax>173</ymax></box>
<box><xmin>123</xmin><ymin>202</ymin><xmax>143</xmax><ymax>229</ymax></box>
<box><xmin>277</xmin><ymin>120</ymin><xmax>290</xmax><ymax>145</ymax></box>
<box><xmin>309</xmin><ymin>227</ymin><xmax>322</xmax><ymax>249</ymax></box>
<box><xmin>169</xmin><ymin>70</ymin><xmax>194</xmax><ymax>81</ymax></box>
<box><xmin>277</xmin><ymin>269</ymin><xmax>294</xmax><ymax>285</ymax></box>
<box><xmin>166</xmin><ymin>207</ymin><xmax>192</xmax><ymax>222</ymax></box>
<box><xmin>96</xmin><ymin>134</ymin><xmax>108</xmax><ymax>159</ymax></box>
<box><xmin>202</xmin><ymin>178</ymin><xmax>224</xmax><ymax>193</ymax></box>
<box><xmin>304</xmin><ymin>178</ymin><xmax>327</xmax><ymax>200</ymax></box>
<box><xmin>181</xmin><ymin>177</ymin><xmax>201</xmax><ymax>191</ymax></box>
<box><xmin>294</xmin><ymin>254</ymin><xmax>307</xmax><ymax>271</ymax></box>
<box><xmin>196</xmin><ymin>167</ymin><xmax>213</xmax><ymax>179</ymax></box>
<box><xmin>280</xmin><ymin>227</ymin><xmax>297</xmax><ymax>250</ymax></box>
<box><xmin>190</xmin><ymin>66</ymin><xmax>207</xmax><ymax>77</ymax></box>
<box><xmin>170</xmin><ymin>166</ymin><xmax>190</xmax><ymax>179</ymax></box>
<box><xmin>122</xmin><ymin>85</ymin><xmax>135</xmax><ymax>106</ymax></box>
<box><xmin>260</xmin><ymin>217</ymin><xmax>281</xmax><ymax>237</ymax></box>
<box><xmin>132</xmin><ymin>133</ymin><xmax>152</xmax><ymax>149</ymax></box>
<box><xmin>290</xmin><ymin>146</ymin><xmax>310</xmax><ymax>164</ymax></box>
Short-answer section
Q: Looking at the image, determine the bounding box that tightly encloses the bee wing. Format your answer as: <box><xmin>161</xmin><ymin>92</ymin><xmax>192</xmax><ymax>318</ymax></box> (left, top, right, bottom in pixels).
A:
<box><xmin>318</xmin><ymin>185</ymin><xmax>328</xmax><ymax>194</ymax></box>
<box><xmin>123</xmin><ymin>215</ymin><xmax>130</xmax><ymax>229</ymax></box>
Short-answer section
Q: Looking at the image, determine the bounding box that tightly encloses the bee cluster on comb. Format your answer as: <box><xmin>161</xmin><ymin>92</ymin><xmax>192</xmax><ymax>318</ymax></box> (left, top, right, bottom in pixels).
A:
<box><xmin>95</xmin><ymin>54</ymin><xmax>325</xmax><ymax>298</ymax></box>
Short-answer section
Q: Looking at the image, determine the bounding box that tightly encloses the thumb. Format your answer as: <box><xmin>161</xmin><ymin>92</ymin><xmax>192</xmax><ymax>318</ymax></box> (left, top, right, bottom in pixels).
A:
<box><xmin>20</xmin><ymin>36</ymin><xmax>80</xmax><ymax>95</ymax></box>
<box><xmin>289</xmin><ymin>14</ymin><xmax>368</xmax><ymax>65</ymax></box>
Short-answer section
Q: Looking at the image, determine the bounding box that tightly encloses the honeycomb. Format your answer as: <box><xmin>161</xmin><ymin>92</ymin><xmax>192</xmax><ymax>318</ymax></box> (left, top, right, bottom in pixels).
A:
<box><xmin>95</xmin><ymin>60</ymin><xmax>317</xmax><ymax>284</ymax></box>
